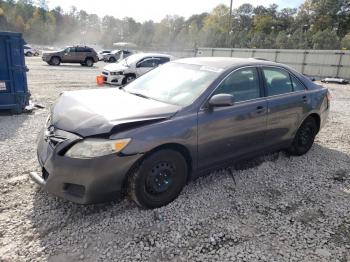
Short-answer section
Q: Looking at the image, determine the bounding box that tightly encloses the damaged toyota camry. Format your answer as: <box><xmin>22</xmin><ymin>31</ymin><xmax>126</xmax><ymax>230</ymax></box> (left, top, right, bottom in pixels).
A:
<box><xmin>30</xmin><ymin>57</ymin><xmax>330</xmax><ymax>208</ymax></box>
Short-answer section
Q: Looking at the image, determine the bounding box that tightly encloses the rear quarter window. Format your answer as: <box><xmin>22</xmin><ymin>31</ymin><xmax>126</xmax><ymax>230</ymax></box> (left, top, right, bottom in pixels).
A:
<box><xmin>290</xmin><ymin>75</ymin><xmax>306</xmax><ymax>91</ymax></box>
<box><xmin>158</xmin><ymin>57</ymin><xmax>170</xmax><ymax>64</ymax></box>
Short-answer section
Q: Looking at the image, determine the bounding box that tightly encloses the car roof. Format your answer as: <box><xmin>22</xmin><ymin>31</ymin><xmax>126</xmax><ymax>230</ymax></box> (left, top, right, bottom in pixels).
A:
<box><xmin>137</xmin><ymin>53</ymin><xmax>173</xmax><ymax>58</ymax></box>
<box><xmin>175</xmin><ymin>57</ymin><xmax>280</xmax><ymax>70</ymax></box>
<box><xmin>71</xmin><ymin>45</ymin><xmax>93</xmax><ymax>49</ymax></box>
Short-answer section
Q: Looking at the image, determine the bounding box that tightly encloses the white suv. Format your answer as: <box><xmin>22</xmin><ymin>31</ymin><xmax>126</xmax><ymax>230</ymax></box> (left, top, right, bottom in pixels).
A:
<box><xmin>102</xmin><ymin>53</ymin><xmax>173</xmax><ymax>85</ymax></box>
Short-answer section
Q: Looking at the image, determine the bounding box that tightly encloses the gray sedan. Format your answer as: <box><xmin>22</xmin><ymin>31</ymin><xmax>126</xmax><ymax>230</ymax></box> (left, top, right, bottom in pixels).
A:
<box><xmin>30</xmin><ymin>57</ymin><xmax>330</xmax><ymax>208</ymax></box>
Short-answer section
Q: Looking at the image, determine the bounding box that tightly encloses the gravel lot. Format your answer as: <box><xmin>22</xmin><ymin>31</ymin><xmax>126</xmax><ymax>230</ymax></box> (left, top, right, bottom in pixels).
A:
<box><xmin>0</xmin><ymin>57</ymin><xmax>350</xmax><ymax>262</ymax></box>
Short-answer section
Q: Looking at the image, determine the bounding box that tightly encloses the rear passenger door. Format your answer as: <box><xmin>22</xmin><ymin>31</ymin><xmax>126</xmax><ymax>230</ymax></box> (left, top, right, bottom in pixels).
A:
<box><xmin>76</xmin><ymin>47</ymin><xmax>88</xmax><ymax>62</ymax></box>
<box><xmin>261</xmin><ymin>66</ymin><xmax>308</xmax><ymax>147</ymax></box>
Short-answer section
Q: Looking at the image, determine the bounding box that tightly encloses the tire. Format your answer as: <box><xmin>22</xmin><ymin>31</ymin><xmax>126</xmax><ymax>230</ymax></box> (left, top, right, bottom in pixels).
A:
<box><xmin>26</xmin><ymin>52</ymin><xmax>33</xmax><ymax>57</ymax></box>
<box><xmin>122</xmin><ymin>74</ymin><xmax>136</xmax><ymax>85</ymax></box>
<box><xmin>287</xmin><ymin>117</ymin><xmax>317</xmax><ymax>156</ymax></box>
<box><xmin>50</xmin><ymin>57</ymin><xmax>60</xmax><ymax>66</ymax></box>
<box><xmin>128</xmin><ymin>149</ymin><xmax>188</xmax><ymax>209</ymax></box>
<box><xmin>109</xmin><ymin>57</ymin><xmax>116</xmax><ymax>63</ymax></box>
<box><xmin>85</xmin><ymin>58</ymin><xmax>94</xmax><ymax>67</ymax></box>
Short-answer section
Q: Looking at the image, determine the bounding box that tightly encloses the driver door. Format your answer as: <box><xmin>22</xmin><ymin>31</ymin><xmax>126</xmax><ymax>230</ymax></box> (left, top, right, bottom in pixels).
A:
<box><xmin>62</xmin><ymin>47</ymin><xmax>77</xmax><ymax>62</ymax></box>
<box><xmin>135</xmin><ymin>58</ymin><xmax>160</xmax><ymax>77</ymax></box>
<box><xmin>197</xmin><ymin>67</ymin><xmax>268</xmax><ymax>170</ymax></box>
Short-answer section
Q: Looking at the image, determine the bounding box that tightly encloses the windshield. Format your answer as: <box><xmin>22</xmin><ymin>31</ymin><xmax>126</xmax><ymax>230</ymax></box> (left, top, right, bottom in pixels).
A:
<box><xmin>124</xmin><ymin>62</ymin><xmax>221</xmax><ymax>106</ymax></box>
<box><xmin>120</xmin><ymin>54</ymin><xmax>146</xmax><ymax>67</ymax></box>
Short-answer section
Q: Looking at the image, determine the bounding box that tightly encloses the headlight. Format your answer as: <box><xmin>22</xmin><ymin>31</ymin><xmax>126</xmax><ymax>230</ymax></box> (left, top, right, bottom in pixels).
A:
<box><xmin>65</xmin><ymin>138</ymin><xmax>131</xmax><ymax>159</ymax></box>
<box><xmin>110</xmin><ymin>71</ymin><xmax>123</xmax><ymax>76</ymax></box>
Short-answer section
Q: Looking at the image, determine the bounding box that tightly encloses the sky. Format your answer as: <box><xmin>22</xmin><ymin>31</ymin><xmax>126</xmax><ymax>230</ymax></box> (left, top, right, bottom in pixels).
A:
<box><xmin>48</xmin><ymin>0</ymin><xmax>305</xmax><ymax>22</ymax></box>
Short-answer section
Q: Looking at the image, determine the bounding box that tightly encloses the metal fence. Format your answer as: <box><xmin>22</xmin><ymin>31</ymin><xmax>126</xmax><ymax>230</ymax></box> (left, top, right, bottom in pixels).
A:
<box><xmin>169</xmin><ymin>48</ymin><xmax>350</xmax><ymax>80</ymax></box>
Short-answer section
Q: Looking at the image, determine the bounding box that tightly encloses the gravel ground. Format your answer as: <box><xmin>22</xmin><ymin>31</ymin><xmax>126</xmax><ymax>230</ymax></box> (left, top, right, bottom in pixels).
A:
<box><xmin>0</xmin><ymin>57</ymin><xmax>350</xmax><ymax>262</ymax></box>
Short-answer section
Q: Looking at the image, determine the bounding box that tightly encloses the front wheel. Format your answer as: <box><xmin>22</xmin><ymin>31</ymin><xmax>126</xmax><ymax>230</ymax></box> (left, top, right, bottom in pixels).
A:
<box><xmin>85</xmin><ymin>58</ymin><xmax>94</xmax><ymax>67</ymax></box>
<box><xmin>50</xmin><ymin>57</ymin><xmax>60</xmax><ymax>66</ymax></box>
<box><xmin>109</xmin><ymin>57</ymin><xmax>116</xmax><ymax>63</ymax></box>
<box><xmin>128</xmin><ymin>149</ymin><xmax>188</xmax><ymax>209</ymax></box>
<box><xmin>122</xmin><ymin>75</ymin><xmax>136</xmax><ymax>85</ymax></box>
<box><xmin>287</xmin><ymin>117</ymin><xmax>317</xmax><ymax>156</ymax></box>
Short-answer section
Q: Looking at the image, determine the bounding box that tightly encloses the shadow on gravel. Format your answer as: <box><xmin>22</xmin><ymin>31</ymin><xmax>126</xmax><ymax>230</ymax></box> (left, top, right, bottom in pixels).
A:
<box><xmin>0</xmin><ymin>112</ymin><xmax>30</xmax><ymax>141</ymax></box>
<box><xmin>28</xmin><ymin>144</ymin><xmax>350</xmax><ymax>261</ymax></box>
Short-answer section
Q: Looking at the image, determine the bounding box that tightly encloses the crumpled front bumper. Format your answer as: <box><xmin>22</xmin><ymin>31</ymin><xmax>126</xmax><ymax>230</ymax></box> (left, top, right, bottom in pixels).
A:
<box><xmin>103</xmin><ymin>74</ymin><xmax>125</xmax><ymax>86</ymax></box>
<box><xmin>31</xmin><ymin>127</ymin><xmax>142</xmax><ymax>204</ymax></box>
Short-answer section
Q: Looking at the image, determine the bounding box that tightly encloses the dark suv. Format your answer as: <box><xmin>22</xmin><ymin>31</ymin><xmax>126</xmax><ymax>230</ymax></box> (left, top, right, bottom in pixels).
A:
<box><xmin>42</xmin><ymin>46</ymin><xmax>99</xmax><ymax>67</ymax></box>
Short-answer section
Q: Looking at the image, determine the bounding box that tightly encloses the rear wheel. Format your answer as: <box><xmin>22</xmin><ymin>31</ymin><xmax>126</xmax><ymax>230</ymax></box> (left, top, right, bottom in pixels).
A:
<box><xmin>85</xmin><ymin>58</ymin><xmax>94</xmax><ymax>67</ymax></box>
<box><xmin>26</xmin><ymin>52</ymin><xmax>33</xmax><ymax>57</ymax></box>
<box><xmin>50</xmin><ymin>56</ymin><xmax>60</xmax><ymax>66</ymax></box>
<box><xmin>287</xmin><ymin>117</ymin><xmax>317</xmax><ymax>156</ymax></box>
<box><xmin>109</xmin><ymin>57</ymin><xmax>116</xmax><ymax>63</ymax></box>
<box><xmin>128</xmin><ymin>149</ymin><xmax>188</xmax><ymax>209</ymax></box>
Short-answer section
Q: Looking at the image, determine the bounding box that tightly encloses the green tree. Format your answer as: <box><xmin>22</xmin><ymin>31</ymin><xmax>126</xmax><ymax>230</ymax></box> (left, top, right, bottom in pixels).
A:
<box><xmin>341</xmin><ymin>34</ymin><xmax>350</xmax><ymax>50</ymax></box>
<box><xmin>312</xmin><ymin>29</ymin><xmax>340</xmax><ymax>49</ymax></box>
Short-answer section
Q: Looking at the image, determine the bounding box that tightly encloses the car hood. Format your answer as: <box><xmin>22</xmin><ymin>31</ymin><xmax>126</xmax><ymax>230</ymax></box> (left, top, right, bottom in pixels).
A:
<box><xmin>51</xmin><ymin>88</ymin><xmax>180</xmax><ymax>137</ymax></box>
<box><xmin>104</xmin><ymin>63</ymin><xmax>129</xmax><ymax>72</ymax></box>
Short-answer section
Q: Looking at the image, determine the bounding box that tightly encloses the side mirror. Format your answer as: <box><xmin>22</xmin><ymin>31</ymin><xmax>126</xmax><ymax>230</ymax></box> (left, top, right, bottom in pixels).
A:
<box><xmin>208</xmin><ymin>94</ymin><xmax>235</xmax><ymax>107</ymax></box>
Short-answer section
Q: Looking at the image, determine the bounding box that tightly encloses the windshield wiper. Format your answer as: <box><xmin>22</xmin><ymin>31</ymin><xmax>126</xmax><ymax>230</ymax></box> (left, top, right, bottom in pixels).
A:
<box><xmin>129</xmin><ymin>92</ymin><xmax>150</xmax><ymax>99</ymax></box>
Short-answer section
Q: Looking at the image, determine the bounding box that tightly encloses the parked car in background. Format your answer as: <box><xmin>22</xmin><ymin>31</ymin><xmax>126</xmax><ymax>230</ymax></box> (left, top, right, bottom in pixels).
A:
<box><xmin>30</xmin><ymin>57</ymin><xmax>330</xmax><ymax>208</ymax></box>
<box><xmin>24</xmin><ymin>45</ymin><xmax>39</xmax><ymax>56</ymax></box>
<box><xmin>42</xmin><ymin>46</ymin><xmax>99</xmax><ymax>67</ymax></box>
<box><xmin>102</xmin><ymin>53</ymin><xmax>173</xmax><ymax>85</ymax></box>
<box><xmin>98</xmin><ymin>50</ymin><xmax>112</xmax><ymax>61</ymax></box>
<box><xmin>103</xmin><ymin>49</ymin><xmax>133</xmax><ymax>63</ymax></box>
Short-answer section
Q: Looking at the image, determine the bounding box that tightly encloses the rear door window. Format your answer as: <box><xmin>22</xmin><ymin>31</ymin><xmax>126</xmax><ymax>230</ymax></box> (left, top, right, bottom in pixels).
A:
<box><xmin>157</xmin><ymin>57</ymin><xmax>170</xmax><ymax>65</ymax></box>
<box><xmin>76</xmin><ymin>47</ymin><xmax>91</xmax><ymax>52</ymax></box>
<box><xmin>262</xmin><ymin>67</ymin><xmax>293</xmax><ymax>96</ymax></box>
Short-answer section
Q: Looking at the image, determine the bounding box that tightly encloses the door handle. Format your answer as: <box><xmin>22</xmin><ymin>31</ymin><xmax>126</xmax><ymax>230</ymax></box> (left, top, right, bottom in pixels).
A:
<box><xmin>256</xmin><ymin>106</ymin><xmax>265</xmax><ymax>113</ymax></box>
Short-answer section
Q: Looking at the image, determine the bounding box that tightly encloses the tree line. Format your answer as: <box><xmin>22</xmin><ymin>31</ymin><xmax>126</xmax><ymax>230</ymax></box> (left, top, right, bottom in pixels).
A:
<box><xmin>0</xmin><ymin>0</ymin><xmax>350</xmax><ymax>50</ymax></box>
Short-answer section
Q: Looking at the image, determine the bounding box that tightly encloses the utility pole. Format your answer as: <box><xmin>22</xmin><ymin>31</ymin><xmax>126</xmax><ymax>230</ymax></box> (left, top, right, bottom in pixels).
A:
<box><xmin>227</xmin><ymin>0</ymin><xmax>233</xmax><ymax>47</ymax></box>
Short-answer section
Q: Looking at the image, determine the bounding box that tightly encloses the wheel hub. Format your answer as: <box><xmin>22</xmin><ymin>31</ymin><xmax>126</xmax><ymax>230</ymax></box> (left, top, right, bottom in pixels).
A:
<box><xmin>146</xmin><ymin>162</ymin><xmax>174</xmax><ymax>194</ymax></box>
